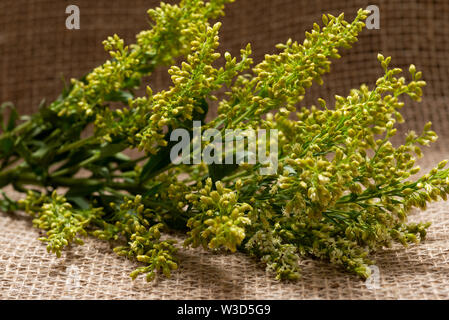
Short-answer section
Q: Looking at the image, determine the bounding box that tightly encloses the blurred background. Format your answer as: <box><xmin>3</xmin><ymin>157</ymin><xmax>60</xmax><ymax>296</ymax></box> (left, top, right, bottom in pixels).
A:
<box><xmin>1</xmin><ymin>0</ymin><xmax>448</xmax><ymax>154</ymax></box>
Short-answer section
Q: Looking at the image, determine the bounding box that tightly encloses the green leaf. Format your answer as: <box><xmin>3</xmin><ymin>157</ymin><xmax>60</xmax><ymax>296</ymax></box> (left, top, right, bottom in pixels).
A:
<box><xmin>140</xmin><ymin>142</ymin><xmax>172</xmax><ymax>183</ymax></box>
<box><xmin>207</xmin><ymin>149</ymin><xmax>253</xmax><ymax>184</ymax></box>
<box><xmin>142</xmin><ymin>182</ymin><xmax>163</xmax><ymax>198</ymax></box>
<box><xmin>32</xmin><ymin>145</ymin><xmax>52</xmax><ymax>162</ymax></box>
<box><xmin>104</xmin><ymin>90</ymin><xmax>134</xmax><ymax>103</ymax></box>
<box><xmin>65</xmin><ymin>184</ymin><xmax>103</xmax><ymax>198</ymax></box>
<box><xmin>99</xmin><ymin>143</ymin><xmax>127</xmax><ymax>159</ymax></box>
<box><xmin>0</xmin><ymin>191</ymin><xmax>18</xmax><ymax>212</ymax></box>
<box><xmin>66</xmin><ymin>196</ymin><xmax>90</xmax><ymax>210</ymax></box>
<box><xmin>0</xmin><ymin>137</ymin><xmax>14</xmax><ymax>154</ymax></box>
<box><xmin>15</xmin><ymin>141</ymin><xmax>36</xmax><ymax>166</ymax></box>
<box><xmin>1</xmin><ymin>102</ymin><xmax>18</xmax><ymax>132</ymax></box>
<box><xmin>7</xmin><ymin>108</ymin><xmax>18</xmax><ymax>132</ymax></box>
<box><xmin>208</xmin><ymin>162</ymin><xmax>239</xmax><ymax>184</ymax></box>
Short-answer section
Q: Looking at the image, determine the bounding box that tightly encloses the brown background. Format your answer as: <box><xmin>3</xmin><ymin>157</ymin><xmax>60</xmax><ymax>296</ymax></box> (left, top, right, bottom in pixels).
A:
<box><xmin>1</xmin><ymin>0</ymin><xmax>449</xmax><ymax>299</ymax></box>
<box><xmin>1</xmin><ymin>0</ymin><xmax>449</xmax><ymax>142</ymax></box>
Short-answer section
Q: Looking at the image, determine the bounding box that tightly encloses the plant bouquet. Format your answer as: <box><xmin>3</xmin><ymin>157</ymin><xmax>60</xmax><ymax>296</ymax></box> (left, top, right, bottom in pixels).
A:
<box><xmin>1</xmin><ymin>0</ymin><xmax>448</xmax><ymax>282</ymax></box>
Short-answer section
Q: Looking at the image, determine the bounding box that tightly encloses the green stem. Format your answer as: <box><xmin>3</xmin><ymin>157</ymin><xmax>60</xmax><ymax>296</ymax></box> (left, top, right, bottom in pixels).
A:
<box><xmin>57</xmin><ymin>136</ymin><xmax>99</xmax><ymax>155</ymax></box>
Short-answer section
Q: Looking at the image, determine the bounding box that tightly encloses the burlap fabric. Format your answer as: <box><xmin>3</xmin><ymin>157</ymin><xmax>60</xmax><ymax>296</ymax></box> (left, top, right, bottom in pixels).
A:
<box><xmin>1</xmin><ymin>0</ymin><xmax>449</xmax><ymax>299</ymax></box>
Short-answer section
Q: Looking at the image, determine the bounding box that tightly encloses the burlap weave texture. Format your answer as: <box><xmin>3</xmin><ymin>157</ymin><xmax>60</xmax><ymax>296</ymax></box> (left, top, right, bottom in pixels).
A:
<box><xmin>1</xmin><ymin>0</ymin><xmax>449</xmax><ymax>299</ymax></box>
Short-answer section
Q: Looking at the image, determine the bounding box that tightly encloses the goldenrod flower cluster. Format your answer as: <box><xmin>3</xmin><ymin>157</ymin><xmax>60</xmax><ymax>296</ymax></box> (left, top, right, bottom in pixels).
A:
<box><xmin>2</xmin><ymin>1</ymin><xmax>448</xmax><ymax>283</ymax></box>
<box><xmin>19</xmin><ymin>191</ymin><xmax>103</xmax><ymax>258</ymax></box>
<box><xmin>185</xmin><ymin>178</ymin><xmax>252</xmax><ymax>252</ymax></box>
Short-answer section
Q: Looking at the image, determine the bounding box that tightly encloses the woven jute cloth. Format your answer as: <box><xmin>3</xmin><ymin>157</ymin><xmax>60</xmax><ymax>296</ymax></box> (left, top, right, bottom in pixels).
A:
<box><xmin>1</xmin><ymin>0</ymin><xmax>449</xmax><ymax>299</ymax></box>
